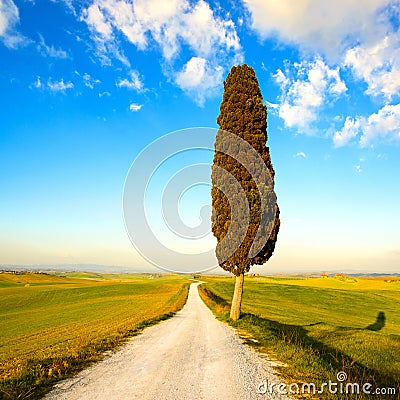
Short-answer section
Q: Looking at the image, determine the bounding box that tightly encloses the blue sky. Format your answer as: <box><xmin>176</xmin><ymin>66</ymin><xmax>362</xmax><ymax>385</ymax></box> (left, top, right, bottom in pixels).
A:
<box><xmin>0</xmin><ymin>0</ymin><xmax>399</xmax><ymax>273</ymax></box>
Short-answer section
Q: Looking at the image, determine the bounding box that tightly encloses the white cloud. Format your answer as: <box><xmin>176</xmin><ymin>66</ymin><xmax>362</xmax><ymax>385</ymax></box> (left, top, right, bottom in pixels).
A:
<box><xmin>0</xmin><ymin>0</ymin><xmax>26</xmax><ymax>48</ymax></box>
<box><xmin>83</xmin><ymin>0</ymin><xmax>240</xmax><ymax>60</ymax></box>
<box><xmin>99</xmin><ymin>91</ymin><xmax>111</xmax><ymax>97</ymax></box>
<box><xmin>83</xmin><ymin>73</ymin><xmax>101</xmax><ymax>89</ymax></box>
<box><xmin>81</xmin><ymin>3</ymin><xmax>131</xmax><ymax>66</ymax></box>
<box><xmin>129</xmin><ymin>103</ymin><xmax>142</xmax><ymax>111</ymax></box>
<box><xmin>33</xmin><ymin>76</ymin><xmax>42</xmax><ymax>89</ymax></box>
<box><xmin>355</xmin><ymin>165</ymin><xmax>362</xmax><ymax>173</ymax></box>
<box><xmin>97</xmin><ymin>38</ymin><xmax>130</xmax><ymax>66</ymax></box>
<box><xmin>176</xmin><ymin>0</ymin><xmax>240</xmax><ymax>59</ymax></box>
<box><xmin>82</xmin><ymin>3</ymin><xmax>113</xmax><ymax>39</ymax></box>
<box><xmin>116</xmin><ymin>70</ymin><xmax>144</xmax><ymax>91</ymax></box>
<box><xmin>243</xmin><ymin>0</ymin><xmax>391</xmax><ymax>60</ymax></box>
<box><xmin>175</xmin><ymin>56</ymin><xmax>223</xmax><ymax>106</ymax></box>
<box><xmin>38</xmin><ymin>34</ymin><xmax>68</xmax><ymax>59</ymax></box>
<box><xmin>273</xmin><ymin>69</ymin><xmax>289</xmax><ymax>86</ymax></box>
<box><xmin>273</xmin><ymin>57</ymin><xmax>347</xmax><ymax>131</ymax></box>
<box><xmin>32</xmin><ymin>76</ymin><xmax>74</xmax><ymax>92</ymax></box>
<box><xmin>345</xmin><ymin>32</ymin><xmax>400</xmax><ymax>100</ymax></box>
<box><xmin>47</xmin><ymin>79</ymin><xmax>74</xmax><ymax>92</ymax></box>
<box><xmin>243</xmin><ymin>0</ymin><xmax>400</xmax><ymax>148</ymax></box>
<box><xmin>333</xmin><ymin>116</ymin><xmax>361</xmax><ymax>147</ymax></box>
<box><xmin>265</xmin><ymin>100</ymin><xmax>278</xmax><ymax>111</ymax></box>
<box><xmin>295</xmin><ymin>152</ymin><xmax>307</xmax><ymax>158</ymax></box>
<box><xmin>361</xmin><ymin>103</ymin><xmax>400</xmax><ymax>147</ymax></box>
<box><xmin>334</xmin><ymin>104</ymin><xmax>400</xmax><ymax>147</ymax></box>
<box><xmin>81</xmin><ymin>0</ymin><xmax>242</xmax><ymax>103</ymax></box>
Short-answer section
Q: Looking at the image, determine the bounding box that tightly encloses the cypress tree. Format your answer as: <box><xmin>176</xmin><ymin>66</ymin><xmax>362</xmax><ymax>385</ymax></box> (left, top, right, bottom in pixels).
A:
<box><xmin>211</xmin><ymin>64</ymin><xmax>280</xmax><ymax>320</ymax></box>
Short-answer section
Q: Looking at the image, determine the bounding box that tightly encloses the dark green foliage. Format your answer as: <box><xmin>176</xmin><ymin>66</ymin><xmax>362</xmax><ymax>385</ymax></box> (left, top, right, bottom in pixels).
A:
<box><xmin>211</xmin><ymin>64</ymin><xmax>280</xmax><ymax>276</ymax></box>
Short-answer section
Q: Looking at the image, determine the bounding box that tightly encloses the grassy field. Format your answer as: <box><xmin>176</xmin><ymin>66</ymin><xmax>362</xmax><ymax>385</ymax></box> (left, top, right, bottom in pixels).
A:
<box><xmin>0</xmin><ymin>272</ymin><xmax>190</xmax><ymax>400</ymax></box>
<box><xmin>199</xmin><ymin>275</ymin><xmax>400</xmax><ymax>399</ymax></box>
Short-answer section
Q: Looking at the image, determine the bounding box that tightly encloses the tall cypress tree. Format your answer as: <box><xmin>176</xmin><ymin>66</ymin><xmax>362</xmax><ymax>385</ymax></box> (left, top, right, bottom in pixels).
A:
<box><xmin>211</xmin><ymin>64</ymin><xmax>280</xmax><ymax>320</ymax></box>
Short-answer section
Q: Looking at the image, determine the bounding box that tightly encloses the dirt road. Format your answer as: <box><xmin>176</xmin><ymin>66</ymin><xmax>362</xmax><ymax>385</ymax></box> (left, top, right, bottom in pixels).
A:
<box><xmin>46</xmin><ymin>282</ymin><xmax>291</xmax><ymax>400</ymax></box>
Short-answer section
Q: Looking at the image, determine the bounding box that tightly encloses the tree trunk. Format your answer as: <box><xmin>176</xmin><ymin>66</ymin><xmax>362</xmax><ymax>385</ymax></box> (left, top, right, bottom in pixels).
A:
<box><xmin>230</xmin><ymin>273</ymin><xmax>244</xmax><ymax>320</ymax></box>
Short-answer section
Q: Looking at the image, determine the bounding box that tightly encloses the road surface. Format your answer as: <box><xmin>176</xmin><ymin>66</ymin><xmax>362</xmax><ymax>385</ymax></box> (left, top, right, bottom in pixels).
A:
<box><xmin>46</xmin><ymin>282</ymin><xmax>291</xmax><ymax>400</ymax></box>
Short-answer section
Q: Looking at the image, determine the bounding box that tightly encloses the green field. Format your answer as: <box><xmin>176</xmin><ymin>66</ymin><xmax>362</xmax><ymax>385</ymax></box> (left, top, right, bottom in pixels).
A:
<box><xmin>200</xmin><ymin>275</ymin><xmax>400</xmax><ymax>399</ymax></box>
<box><xmin>0</xmin><ymin>272</ymin><xmax>190</xmax><ymax>400</ymax></box>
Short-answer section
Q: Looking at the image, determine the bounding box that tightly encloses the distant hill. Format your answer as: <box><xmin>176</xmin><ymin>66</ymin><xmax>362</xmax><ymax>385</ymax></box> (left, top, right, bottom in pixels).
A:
<box><xmin>0</xmin><ymin>264</ymin><xmax>399</xmax><ymax>277</ymax></box>
<box><xmin>0</xmin><ymin>264</ymin><xmax>146</xmax><ymax>274</ymax></box>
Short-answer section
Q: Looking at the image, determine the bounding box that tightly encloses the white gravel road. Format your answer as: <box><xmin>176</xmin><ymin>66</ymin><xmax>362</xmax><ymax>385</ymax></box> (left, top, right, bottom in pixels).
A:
<box><xmin>45</xmin><ymin>282</ymin><xmax>292</xmax><ymax>400</ymax></box>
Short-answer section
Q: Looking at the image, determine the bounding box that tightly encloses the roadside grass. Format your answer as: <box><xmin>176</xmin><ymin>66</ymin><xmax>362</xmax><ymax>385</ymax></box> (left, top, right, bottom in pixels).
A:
<box><xmin>0</xmin><ymin>272</ymin><xmax>190</xmax><ymax>400</ymax></box>
<box><xmin>199</xmin><ymin>276</ymin><xmax>400</xmax><ymax>399</ymax></box>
